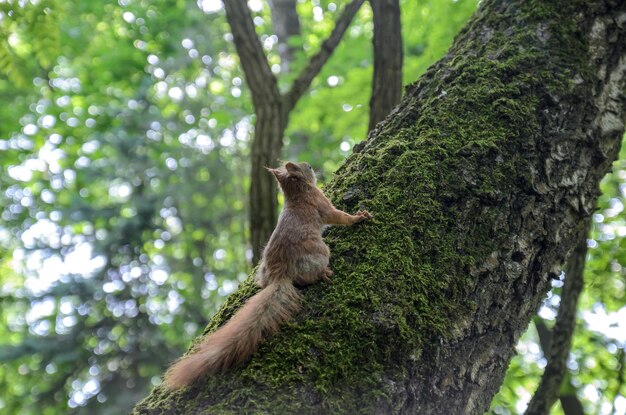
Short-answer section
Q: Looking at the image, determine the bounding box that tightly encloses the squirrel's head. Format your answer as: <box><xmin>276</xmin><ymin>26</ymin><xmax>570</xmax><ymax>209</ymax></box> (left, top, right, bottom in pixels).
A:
<box><xmin>267</xmin><ymin>161</ymin><xmax>317</xmax><ymax>192</ymax></box>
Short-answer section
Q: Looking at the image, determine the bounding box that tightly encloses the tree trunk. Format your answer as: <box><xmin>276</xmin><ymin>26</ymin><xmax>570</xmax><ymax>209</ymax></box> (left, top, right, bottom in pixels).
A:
<box><xmin>133</xmin><ymin>0</ymin><xmax>626</xmax><ymax>413</ymax></box>
<box><xmin>368</xmin><ymin>0</ymin><xmax>403</xmax><ymax>132</ymax></box>
<box><xmin>223</xmin><ymin>0</ymin><xmax>284</xmax><ymax>265</ymax></box>
<box><xmin>249</xmin><ymin>103</ymin><xmax>287</xmax><ymax>266</ymax></box>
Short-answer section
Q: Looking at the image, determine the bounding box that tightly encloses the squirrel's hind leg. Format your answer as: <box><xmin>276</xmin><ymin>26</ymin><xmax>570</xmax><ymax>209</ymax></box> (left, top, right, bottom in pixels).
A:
<box><xmin>293</xmin><ymin>254</ymin><xmax>329</xmax><ymax>286</ymax></box>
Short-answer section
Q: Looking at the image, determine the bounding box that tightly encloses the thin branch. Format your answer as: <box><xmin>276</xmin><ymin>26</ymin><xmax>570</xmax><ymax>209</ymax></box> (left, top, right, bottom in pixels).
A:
<box><xmin>368</xmin><ymin>0</ymin><xmax>403</xmax><ymax>132</ymax></box>
<box><xmin>222</xmin><ymin>0</ymin><xmax>281</xmax><ymax>107</ymax></box>
<box><xmin>282</xmin><ymin>0</ymin><xmax>365</xmax><ymax>113</ymax></box>
<box><xmin>559</xmin><ymin>394</ymin><xmax>585</xmax><ymax>415</ymax></box>
<box><xmin>526</xmin><ymin>220</ymin><xmax>589</xmax><ymax>415</ymax></box>
<box><xmin>534</xmin><ymin>319</ymin><xmax>585</xmax><ymax>415</ymax></box>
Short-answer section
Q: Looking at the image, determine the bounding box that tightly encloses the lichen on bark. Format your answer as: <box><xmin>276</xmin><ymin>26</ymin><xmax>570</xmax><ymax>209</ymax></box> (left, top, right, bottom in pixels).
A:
<box><xmin>132</xmin><ymin>0</ymin><xmax>626</xmax><ymax>413</ymax></box>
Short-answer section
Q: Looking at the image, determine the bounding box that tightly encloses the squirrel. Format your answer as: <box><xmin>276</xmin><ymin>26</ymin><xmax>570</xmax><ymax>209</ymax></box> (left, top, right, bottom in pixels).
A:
<box><xmin>163</xmin><ymin>161</ymin><xmax>372</xmax><ymax>390</ymax></box>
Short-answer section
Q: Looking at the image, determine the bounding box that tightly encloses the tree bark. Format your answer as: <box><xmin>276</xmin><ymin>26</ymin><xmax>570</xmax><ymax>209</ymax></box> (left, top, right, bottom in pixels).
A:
<box><xmin>134</xmin><ymin>0</ymin><xmax>626</xmax><ymax>413</ymax></box>
<box><xmin>248</xmin><ymin>104</ymin><xmax>286</xmax><ymax>266</ymax></box>
<box><xmin>368</xmin><ymin>0</ymin><xmax>403</xmax><ymax>133</ymax></box>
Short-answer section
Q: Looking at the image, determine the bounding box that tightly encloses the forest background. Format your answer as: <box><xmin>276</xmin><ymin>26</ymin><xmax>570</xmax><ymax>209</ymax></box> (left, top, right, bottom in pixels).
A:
<box><xmin>0</xmin><ymin>0</ymin><xmax>625</xmax><ymax>414</ymax></box>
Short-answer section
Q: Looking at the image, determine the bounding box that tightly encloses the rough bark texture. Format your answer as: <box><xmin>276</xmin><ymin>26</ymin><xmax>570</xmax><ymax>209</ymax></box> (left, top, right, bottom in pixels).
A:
<box><xmin>526</xmin><ymin>221</ymin><xmax>588</xmax><ymax>415</ymax></box>
<box><xmin>133</xmin><ymin>0</ymin><xmax>626</xmax><ymax>413</ymax></box>
<box><xmin>224</xmin><ymin>0</ymin><xmax>365</xmax><ymax>264</ymax></box>
<box><xmin>368</xmin><ymin>0</ymin><xmax>403</xmax><ymax>132</ymax></box>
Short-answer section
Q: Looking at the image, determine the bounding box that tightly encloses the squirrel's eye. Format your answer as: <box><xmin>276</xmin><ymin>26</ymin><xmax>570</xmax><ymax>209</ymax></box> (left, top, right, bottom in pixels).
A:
<box><xmin>307</xmin><ymin>164</ymin><xmax>312</xmax><ymax>170</ymax></box>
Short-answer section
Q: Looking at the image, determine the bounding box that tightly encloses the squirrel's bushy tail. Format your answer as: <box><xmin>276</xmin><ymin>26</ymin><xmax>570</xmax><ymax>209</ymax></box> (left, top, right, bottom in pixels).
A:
<box><xmin>163</xmin><ymin>280</ymin><xmax>300</xmax><ymax>390</ymax></box>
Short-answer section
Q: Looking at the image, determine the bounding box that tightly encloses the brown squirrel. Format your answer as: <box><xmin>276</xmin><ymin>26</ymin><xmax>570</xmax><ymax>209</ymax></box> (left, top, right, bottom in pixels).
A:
<box><xmin>163</xmin><ymin>161</ymin><xmax>371</xmax><ymax>390</ymax></box>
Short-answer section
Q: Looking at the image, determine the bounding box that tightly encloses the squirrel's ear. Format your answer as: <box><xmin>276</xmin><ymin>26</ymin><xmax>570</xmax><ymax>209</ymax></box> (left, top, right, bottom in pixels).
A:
<box><xmin>285</xmin><ymin>162</ymin><xmax>298</xmax><ymax>174</ymax></box>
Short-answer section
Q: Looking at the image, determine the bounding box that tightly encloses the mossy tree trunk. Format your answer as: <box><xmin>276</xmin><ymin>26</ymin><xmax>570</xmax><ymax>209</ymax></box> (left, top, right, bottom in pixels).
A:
<box><xmin>133</xmin><ymin>0</ymin><xmax>626</xmax><ymax>413</ymax></box>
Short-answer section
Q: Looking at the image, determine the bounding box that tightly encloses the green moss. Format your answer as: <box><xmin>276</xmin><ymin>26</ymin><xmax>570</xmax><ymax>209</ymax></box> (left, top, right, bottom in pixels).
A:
<box><xmin>132</xmin><ymin>1</ymin><xmax>600</xmax><ymax>413</ymax></box>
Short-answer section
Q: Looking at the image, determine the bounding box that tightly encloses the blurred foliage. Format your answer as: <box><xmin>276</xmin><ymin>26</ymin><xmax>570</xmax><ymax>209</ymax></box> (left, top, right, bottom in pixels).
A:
<box><xmin>0</xmin><ymin>1</ymin><xmax>250</xmax><ymax>413</ymax></box>
<box><xmin>0</xmin><ymin>1</ymin><xmax>623</xmax><ymax>414</ymax></box>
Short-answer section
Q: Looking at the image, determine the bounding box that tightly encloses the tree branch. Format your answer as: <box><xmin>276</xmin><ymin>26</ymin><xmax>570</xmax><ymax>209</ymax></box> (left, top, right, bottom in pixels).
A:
<box><xmin>222</xmin><ymin>0</ymin><xmax>280</xmax><ymax>107</ymax></box>
<box><xmin>368</xmin><ymin>0</ymin><xmax>403</xmax><ymax>132</ymax></box>
<box><xmin>533</xmin><ymin>319</ymin><xmax>585</xmax><ymax>415</ymax></box>
<box><xmin>282</xmin><ymin>0</ymin><xmax>365</xmax><ymax>113</ymax></box>
<box><xmin>526</xmin><ymin>220</ymin><xmax>589</xmax><ymax>415</ymax></box>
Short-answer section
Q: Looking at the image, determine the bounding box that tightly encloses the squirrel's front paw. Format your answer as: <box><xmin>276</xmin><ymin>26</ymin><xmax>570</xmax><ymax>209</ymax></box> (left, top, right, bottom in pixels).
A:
<box><xmin>355</xmin><ymin>210</ymin><xmax>373</xmax><ymax>222</ymax></box>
